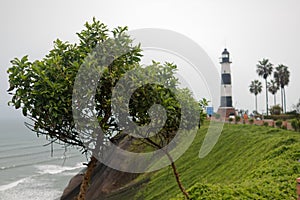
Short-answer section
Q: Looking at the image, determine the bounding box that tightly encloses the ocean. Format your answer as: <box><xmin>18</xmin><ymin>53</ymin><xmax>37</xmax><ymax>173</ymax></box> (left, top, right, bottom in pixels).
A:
<box><xmin>0</xmin><ymin>119</ymin><xmax>87</xmax><ymax>200</ymax></box>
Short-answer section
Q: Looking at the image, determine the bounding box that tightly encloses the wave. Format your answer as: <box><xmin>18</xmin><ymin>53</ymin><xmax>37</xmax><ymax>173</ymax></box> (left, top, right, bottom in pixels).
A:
<box><xmin>0</xmin><ymin>142</ymin><xmax>30</xmax><ymax>148</ymax></box>
<box><xmin>0</xmin><ymin>144</ymin><xmax>48</xmax><ymax>153</ymax></box>
<box><xmin>35</xmin><ymin>163</ymin><xmax>84</xmax><ymax>175</ymax></box>
<box><xmin>0</xmin><ymin>176</ymin><xmax>62</xmax><ymax>200</ymax></box>
<box><xmin>0</xmin><ymin>177</ymin><xmax>29</xmax><ymax>191</ymax></box>
<box><xmin>62</xmin><ymin>172</ymin><xmax>79</xmax><ymax>176</ymax></box>
<box><xmin>0</xmin><ymin>162</ymin><xmax>84</xmax><ymax>192</ymax></box>
<box><xmin>0</xmin><ymin>149</ymin><xmax>64</xmax><ymax>160</ymax></box>
<box><xmin>0</xmin><ymin>154</ymin><xmax>81</xmax><ymax>171</ymax></box>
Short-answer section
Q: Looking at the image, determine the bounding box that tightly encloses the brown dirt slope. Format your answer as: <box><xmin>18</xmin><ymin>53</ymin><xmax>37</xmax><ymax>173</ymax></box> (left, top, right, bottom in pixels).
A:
<box><xmin>61</xmin><ymin>136</ymin><xmax>149</xmax><ymax>200</ymax></box>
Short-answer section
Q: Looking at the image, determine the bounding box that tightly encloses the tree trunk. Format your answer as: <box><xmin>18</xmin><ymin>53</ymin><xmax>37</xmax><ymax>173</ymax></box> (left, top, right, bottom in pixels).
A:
<box><xmin>281</xmin><ymin>87</ymin><xmax>284</xmax><ymax>113</ymax></box>
<box><xmin>165</xmin><ymin>151</ymin><xmax>190</xmax><ymax>199</ymax></box>
<box><xmin>283</xmin><ymin>87</ymin><xmax>287</xmax><ymax>113</ymax></box>
<box><xmin>274</xmin><ymin>94</ymin><xmax>276</xmax><ymax>106</ymax></box>
<box><xmin>76</xmin><ymin>156</ymin><xmax>98</xmax><ymax>200</ymax></box>
<box><xmin>265</xmin><ymin>79</ymin><xmax>269</xmax><ymax>116</ymax></box>
<box><xmin>255</xmin><ymin>95</ymin><xmax>257</xmax><ymax>113</ymax></box>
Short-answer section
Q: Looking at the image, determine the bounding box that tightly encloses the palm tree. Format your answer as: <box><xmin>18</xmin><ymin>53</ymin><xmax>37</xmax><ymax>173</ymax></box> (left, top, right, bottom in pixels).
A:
<box><xmin>274</xmin><ymin>64</ymin><xmax>290</xmax><ymax>113</ymax></box>
<box><xmin>268</xmin><ymin>79</ymin><xmax>279</xmax><ymax>106</ymax></box>
<box><xmin>256</xmin><ymin>58</ymin><xmax>273</xmax><ymax>116</ymax></box>
<box><xmin>249</xmin><ymin>80</ymin><xmax>263</xmax><ymax>112</ymax></box>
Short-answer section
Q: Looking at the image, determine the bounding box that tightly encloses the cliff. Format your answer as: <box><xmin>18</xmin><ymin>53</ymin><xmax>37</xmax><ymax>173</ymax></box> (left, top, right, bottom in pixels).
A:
<box><xmin>61</xmin><ymin>135</ymin><xmax>148</xmax><ymax>200</ymax></box>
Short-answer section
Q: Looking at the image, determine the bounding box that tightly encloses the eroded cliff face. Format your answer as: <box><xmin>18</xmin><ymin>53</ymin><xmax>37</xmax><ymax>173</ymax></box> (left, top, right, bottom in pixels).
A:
<box><xmin>61</xmin><ymin>136</ymin><xmax>148</xmax><ymax>200</ymax></box>
<box><xmin>61</xmin><ymin>161</ymin><xmax>141</xmax><ymax>200</ymax></box>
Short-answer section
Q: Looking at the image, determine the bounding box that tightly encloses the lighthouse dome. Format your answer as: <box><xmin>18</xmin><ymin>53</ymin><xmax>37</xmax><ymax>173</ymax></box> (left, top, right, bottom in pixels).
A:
<box><xmin>220</xmin><ymin>48</ymin><xmax>231</xmax><ymax>63</ymax></box>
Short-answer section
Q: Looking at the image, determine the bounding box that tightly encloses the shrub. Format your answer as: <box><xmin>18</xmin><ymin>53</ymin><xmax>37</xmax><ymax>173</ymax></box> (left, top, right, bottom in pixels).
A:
<box><xmin>275</xmin><ymin>120</ymin><xmax>282</xmax><ymax>128</ymax></box>
<box><xmin>291</xmin><ymin>119</ymin><xmax>300</xmax><ymax>132</ymax></box>
<box><xmin>264</xmin><ymin>114</ymin><xmax>295</xmax><ymax>121</ymax></box>
<box><xmin>235</xmin><ymin>116</ymin><xmax>241</xmax><ymax>124</ymax></box>
<box><xmin>228</xmin><ymin>118</ymin><xmax>233</xmax><ymax>123</ymax></box>
<box><xmin>249</xmin><ymin>118</ymin><xmax>254</xmax><ymax>125</ymax></box>
<box><xmin>270</xmin><ymin>105</ymin><xmax>282</xmax><ymax>115</ymax></box>
<box><xmin>263</xmin><ymin>121</ymin><xmax>269</xmax><ymax>127</ymax></box>
<box><xmin>281</xmin><ymin>125</ymin><xmax>287</xmax><ymax>130</ymax></box>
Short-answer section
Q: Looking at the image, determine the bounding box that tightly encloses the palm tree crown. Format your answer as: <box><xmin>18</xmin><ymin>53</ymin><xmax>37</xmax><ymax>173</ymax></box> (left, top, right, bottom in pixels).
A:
<box><xmin>249</xmin><ymin>80</ymin><xmax>262</xmax><ymax>95</ymax></box>
<box><xmin>268</xmin><ymin>79</ymin><xmax>279</xmax><ymax>95</ymax></box>
<box><xmin>268</xmin><ymin>79</ymin><xmax>279</xmax><ymax>106</ymax></box>
<box><xmin>274</xmin><ymin>64</ymin><xmax>290</xmax><ymax>113</ymax></box>
<box><xmin>256</xmin><ymin>58</ymin><xmax>273</xmax><ymax>79</ymax></box>
<box><xmin>249</xmin><ymin>80</ymin><xmax>262</xmax><ymax>112</ymax></box>
<box><xmin>274</xmin><ymin>64</ymin><xmax>290</xmax><ymax>88</ymax></box>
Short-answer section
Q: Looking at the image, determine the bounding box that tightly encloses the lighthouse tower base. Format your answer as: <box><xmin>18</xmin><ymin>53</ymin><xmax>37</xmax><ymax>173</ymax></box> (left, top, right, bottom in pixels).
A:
<box><xmin>217</xmin><ymin>107</ymin><xmax>236</xmax><ymax>118</ymax></box>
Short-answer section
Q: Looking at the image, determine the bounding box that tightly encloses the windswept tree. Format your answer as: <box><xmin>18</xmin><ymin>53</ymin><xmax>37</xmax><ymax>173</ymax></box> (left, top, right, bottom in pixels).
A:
<box><xmin>268</xmin><ymin>79</ymin><xmax>279</xmax><ymax>106</ymax></box>
<box><xmin>249</xmin><ymin>80</ymin><xmax>262</xmax><ymax>113</ymax></box>
<box><xmin>274</xmin><ymin>64</ymin><xmax>290</xmax><ymax>113</ymax></box>
<box><xmin>8</xmin><ymin>19</ymin><xmax>142</xmax><ymax>199</ymax></box>
<box><xmin>7</xmin><ymin>18</ymin><xmax>198</xmax><ymax>200</ymax></box>
<box><xmin>256</xmin><ymin>58</ymin><xmax>273</xmax><ymax>115</ymax></box>
<box><xmin>198</xmin><ymin>98</ymin><xmax>209</xmax><ymax>128</ymax></box>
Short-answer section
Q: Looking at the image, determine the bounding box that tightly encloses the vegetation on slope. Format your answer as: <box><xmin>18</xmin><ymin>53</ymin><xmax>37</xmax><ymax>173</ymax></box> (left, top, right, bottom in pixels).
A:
<box><xmin>126</xmin><ymin>123</ymin><xmax>300</xmax><ymax>199</ymax></box>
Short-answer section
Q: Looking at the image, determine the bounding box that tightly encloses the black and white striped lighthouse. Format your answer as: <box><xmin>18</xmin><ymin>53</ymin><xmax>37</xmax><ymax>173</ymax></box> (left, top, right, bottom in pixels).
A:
<box><xmin>217</xmin><ymin>48</ymin><xmax>235</xmax><ymax>117</ymax></box>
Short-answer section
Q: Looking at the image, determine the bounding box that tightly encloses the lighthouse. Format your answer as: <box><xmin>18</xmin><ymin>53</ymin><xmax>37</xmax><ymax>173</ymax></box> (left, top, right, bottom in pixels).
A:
<box><xmin>217</xmin><ymin>48</ymin><xmax>235</xmax><ymax>118</ymax></box>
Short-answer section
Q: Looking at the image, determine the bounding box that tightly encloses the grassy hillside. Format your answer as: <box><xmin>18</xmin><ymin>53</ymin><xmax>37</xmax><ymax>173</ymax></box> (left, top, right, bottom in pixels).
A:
<box><xmin>106</xmin><ymin>122</ymin><xmax>300</xmax><ymax>199</ymax></box>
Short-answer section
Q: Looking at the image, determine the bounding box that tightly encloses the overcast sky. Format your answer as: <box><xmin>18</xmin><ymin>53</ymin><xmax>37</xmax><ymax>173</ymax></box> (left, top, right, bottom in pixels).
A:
<box><xmin>1</xmin><ymin>0</ymin><xmax>300</xmax><ymax>120</ymax></box>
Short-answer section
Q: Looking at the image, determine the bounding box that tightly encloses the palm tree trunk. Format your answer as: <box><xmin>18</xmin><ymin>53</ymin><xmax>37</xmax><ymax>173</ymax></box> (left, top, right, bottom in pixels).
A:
<box><xmin>265</xmin><ymin>79</ymin><xmax>268</xmax><ymax>116</ymax></box>
<box><xmin>255</xmin><ymin>95</ymin><xmax>258</xmax><ymax>112</ymax></box>
<box><xmin>274</xmin><ymin>94</ymin><xmax>276</xmax><ymax>106</ymax></box>
<box><xmin>280</xmin><ymin>87</ymin><xmax>284</xmax><ymax>113</ymax></box>
<box><xmin>283</xmin><ymin>87</ymin><xmax>286</xmax><ymax>113</ymax></box>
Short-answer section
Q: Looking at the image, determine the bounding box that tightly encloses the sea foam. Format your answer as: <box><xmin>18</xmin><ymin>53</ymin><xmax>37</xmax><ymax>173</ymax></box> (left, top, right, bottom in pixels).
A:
<box><xmin>0</xmin><ymin>177</ymin><xmax>28</xmax><ymax>191</ymax></box>
<box><xmin>35</xmin><ymin>163</ymin><xmax>84</xmax><ymax>175</ymax></box>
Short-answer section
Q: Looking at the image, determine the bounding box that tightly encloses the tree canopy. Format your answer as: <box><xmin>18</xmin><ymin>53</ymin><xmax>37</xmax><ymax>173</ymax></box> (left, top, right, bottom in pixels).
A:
<box><xmin>268</xmin><ymin>79</ymin><xmax>279</xmax><ymax>106</ymax></box>
<box><xmin>249</xmin><ymin>79</ymin><xmax>262</xmax><ymax>112</ymax></box>
<box><xmin>7</xmin><ymin>18</ymin><xmax>199</xmax><ymax>157</ymax></box>
<box><xmin>274</xmin><ymin>64</ymin><xmax>290</xmax><ymax>113</ymax></box>
<box><xmin>7</xmin><ymin>18</ymin><xmax>143</xmax><ymax>148</ymax></box>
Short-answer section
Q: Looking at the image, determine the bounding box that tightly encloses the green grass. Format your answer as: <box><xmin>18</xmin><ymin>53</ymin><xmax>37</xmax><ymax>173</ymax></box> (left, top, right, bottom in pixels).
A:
<box><xmin>107</xmin><ymin>122</ymin><xmax>300</xmax><ymax>199</ymax></box>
